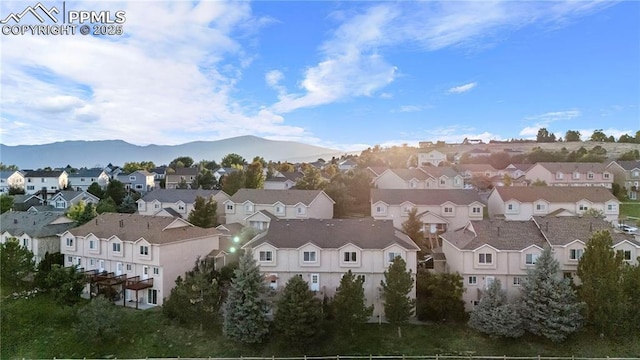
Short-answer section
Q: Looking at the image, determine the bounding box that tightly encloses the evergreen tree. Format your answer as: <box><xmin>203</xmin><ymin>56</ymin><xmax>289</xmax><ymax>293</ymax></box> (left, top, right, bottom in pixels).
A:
<box><xmin>578</xmin><ymin>230</ymin><xmax>627</xmax><ymax>336</ymax></box>
<box><xmin>221</xmin><ymin>170</ymin><xmax>246</xmax><ymax>196</ymax></box>
<box><xmin>324</xmin><ymin>176</ymin><xmax>355</xmax><ymax>218</ymax></box>
<box><xmin>74</xmin><ymin>295</ymin><xmax>122</xmax><ymax>343</ymax></box>
<box><xmin>0</xmin><ymin>237</ymin><xmax>35</xmax><ymax>289</ymax></box>
<box><xmin>468</xmin><ymin>279</ymin><xmax>523</xmax><ymax>338</ymax></box>
<box><xmin>96</xmin><ymin>197</ymin><xmax>117</xmax><ymax>214</ymax></box>
<box><xmin>105</xmin><ymin>179</ymin><xmax>127</xmax><ymax>206</ymax></box>
<box><xmin>77</xmin><ymin>202</ymin><xmax>97</xmax><ymax>225</ymax></box>
<box><xmin>621</xmin><ymin>262</ymin><xmax>640</xmax><ymax>331</ymax></box>
<box><xmin>402</xmin><ymin>208</ymin><xmax>425</xmax><ymax>252</ymax></box>
<box><xmin>117</xmin><ymin>195</ymin><xmax>137</xmax><ymax>213</ymax></box>
<box><xmin>187</xmin><ymin>196</ymin><xmax>217</xmax><ymax>228</ymax></box>
<box><xmin>332</xmin><ymin>270</ymin><xmax>374</xmax><ymax>335</ymax></box>
<box><xmin>163</xmin><ymin>257</ymin><xmax>222</xmax><ymax>330</ymax></box>
<box><xmin>244</xmin><ymin>160</ymin><xmax>264</xmax><ymax>189</ymax></box>
<box><xmin>176</xmin><ymin>178</ymin><xmax>189</xmax><ymax>189</ymax></box>
<box><xmin>274</xmin><ymin>275</ymin><xmax>324</xmax><ymax>350</ymax></box>
<box><xmin>45</xmin><ymin>264</ymin><xmax>86</xmax><ymax>305</ymax></box>
<box><xmin>86</xmin><ymin>182</ymin><xmax>104</xmax><ymax>199</ymax></box>
<box><xmin>222</xmin><ymin>251</ymin><xmax>270</xmax><ymax>344</ymax></box>
<box><xmin>380</xmin><ymin>257</ymin><xmax>415</xmax><ymax>337</ymax></box>
<box><xmin>519</xmin><ymin>247</ymin><xmax>583</xmax><ymax>342</ymax></box>
<box><xmin>0</xmin><ymin>194</ymin><xmax>14</xmax><ymax>214</ymax></box>
<box><xmin>416</xmin><ymin>270</ymin><xmax>466</xmax><ymax>323</ymax></box>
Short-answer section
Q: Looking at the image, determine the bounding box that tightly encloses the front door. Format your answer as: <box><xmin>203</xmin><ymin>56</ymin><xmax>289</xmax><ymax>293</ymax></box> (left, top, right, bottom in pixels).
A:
<box><xmin>147</xmin><ymin>289</ymin><xmax>158</xmax><ymax>305</ymax></box>
<box><xmin>116</xmin><ymin>262</ymin><xmax>123</xmax><ymax>276</ymax></box>
<box><xmin>99</xmin><ymin>260</ymin><xmax>105</xmax><ymax>273</ymax></box>
<box><xmin>310</xmin><ymin>274</ymin><xmax>320</xmax><ymax>291</ymax></box>
<box><xmin>142</xmin><ymin>266</ymin><xmax>149</xmax><ymax>280</ymax></box>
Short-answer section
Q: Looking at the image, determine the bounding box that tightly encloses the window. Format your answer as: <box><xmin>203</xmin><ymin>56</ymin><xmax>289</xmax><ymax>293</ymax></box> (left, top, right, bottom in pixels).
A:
<box><xmin>443</xmin><ymin>207</ymin><xmax>453</xmax><ymax>214</ymax></box>
<box><xmin>275</xmin><ymin>205</ymin><xmax>284</xmax><ymax>215</ymax></box>
<box><xmin>478</xmin><ymin>253</ymin><xmax>493</xmax><ymax>264</ymax></box>
<box><xmin>607</xmin><ymin>204</ymin><xmax>617</xmax><ymax>212</ymax></box>
<box><xmin>41</xmin><ymin>178</ymin><xmax>45</xmax><ymax>182</ymax></box>
<box><xmin>410</xmin><ymin>181</ymin><xmax>417</xmax><ymax>188</ymax></box>
<box><xmin>617</xmin><ymin>250</ymin><xmax>632</xmax><ymax>261</ymax></box>
<box><xmin>535</xmin><ymin>203</ymin><xmax>546</xmax><ymax>211</ymax></box>
<box><xmin>56</xmin><ymin>201</ymin><xmax>65</xmax><ymax>208</ymax></box>
<box><xmin>343</xmin><ymin>251</ymin><xmax>357</xmax><ymax>262</ymax></box>
<box><xmin>556</xmin><ymin>172</ymin><xmax>564</xmax><ymax>180</ymax></box>
<box><xmin>513</xmin><ymin>277</ymin><xmax>523</xmax><ymax>286</ymax></box>
<box><xmin>244</xmin><ymin>203</ymin><xmax>253</xmax><ymax>213</ymax></box>
<box><xmin>587</xmin><ymin>172</ymin><xmax>594</xmax><ymax>180</ymax></box>
<box><xmin>259</xmin><ymin>251</ymin><xmax>273</xmax><ymax>262</ymax></box>
<box><xmin>129</xmin><ymin>176</ymin><xmax>136</xmax><ymax>181</ymax></box>
<box><xmin>387</xmin><ymin>252</ymin><xmax>401</xmax><ymax>263</ymax></box>
<box><xmin>138</xmin><ymin>202</ymin><xmax>145</xmax><ymax>210</ymax></box>
<box><xmin>112</xmin><ymin>243</ymin><xmax>121</xmax><ymax>253</ymax></box>
<box><xmin>603</xmin><ymin>172</ymin><xmax>610</xmax><ymax>179</ymax></box>
<box><xmin>507</xmin><ymin>204</ymin><xmax>514</xmax><ymax>211</ymax></box>
<box><xmin>22</xmin><ymin>238</ymin><xmax>28</xmax><ymax>247</ymax></box>
<box><xmin>90</xmin><ymin>259</ymin><xmax>95</xmax><ymax>266</ymax></box>
<box><xmin>153</xmin><ymin>267</ymin><xmax>160</xmax><ymax>275</ymax></box>
<box><xmin>439</xmin><ymin>179</ymin><xmax>446</xmax><ymax>185</ymax></box>
<box><xmin>140</xmin><ymin>245</ymin><xmax>149</xmax><ymax>256</ymax></box>
<box><xmin>402</xmin><ymin>206</ymin><xmax>412</xmax><ymax>214</ymax></box>
<box><xmin>296</xmin><ymin>206</ymin><xmax>307</xmax><ymax>215</ymax></box>
<box><xmin>526</xmin><ymin>253</ymin><xmax>539</xmax><ymax>265</ymax></box>
<box><xmin>147</xmin><ymin>289</ymin><xmax>158</xmax><ymax>305</ymax></box>
<box><xmin>468</xmin><ymin>276</ymin><xmax>477</xmax><ymax>285</ymax></box>
<box><xmin>66</xmin><ymin>238</ymin><xmax>74</xmax><ymax>247</ymax></box>
<box><xmin>178</xmin><ymin>204</ymin><xmax>185</xmax><ymax>210</ymax></box>
<box><xmin>154</xmin><ymin>203</ymin><xmax>160</xmax><ymax>209</ymax></box>
<box><xmin>454</xmin><ymin>177</ymin><xmax>461</xmax><ymax>185</ymax></box>
<box><xmin>27</xmin><ymin>185</ymin><xmax>35</xmax><ymax>190</ymax></box>
<box><xmin>634</xmin><ymin>170</ymin><xmax>640</xmax><ymax>178</ymax></box>
<box><xmin>126</xmin><ymin>264</ymin><xmax>132</xmax><ymax>271</ymax></box>
<box><xmin>572</xmin><ymin>172</ymin><xmax>580</xmax><ymax>180</ymax></box>
<box><xmin>80</xmin><ymin>178</ymin><xmax>85</xmax><ymax>182</ymax></box>
<box><xmin>472</xmin><ymin>207</ymin><xmax>481</xmax><ymax>214</ymax></box>
<box><xmin>579</xmin><ymin>204</ymin><xmax>588</xmax><ymax>211</ymax></box>
<box><xmin>303</xmin><ymin>251</ymin><xmax>316</xmax><ymax>262</ymax></box>
<box><xmin>569</xmin><ymin>249</ymin><xmax>583</xmax><ymax>260</ymax></box>
<box><xmin>376</xmin><ymin>206</ymin><xmax>384</xmax><ymax>214</ymax></box>
<box><xmin>89</xmin><ymin>240</ymin><xmax>96</xmax><ymax>250</ymax></box>
<box><xmin>226</xmin><ymin>204</ymin><xmax>234</xmax><ymax>211</ymax></box>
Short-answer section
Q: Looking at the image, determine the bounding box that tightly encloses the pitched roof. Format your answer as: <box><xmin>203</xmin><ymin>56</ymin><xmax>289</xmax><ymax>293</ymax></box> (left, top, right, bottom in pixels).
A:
<box><xmin>0</xmin><ymin>170</ymin><xmax>21</xmax><ymax>178</ymax></box>
<box><xmin>492</xmin><ymin>186</ymin><xmax>617</xmax><ymax>203</ymax></box>
<box><xmin>0</xmin><ymin>211</ymin><xmax>76</xmax><ymax>238</ymax></box>
<box><xmin>371</xmin><ymin>189</ymin><xmax>483</xmax><ymax>206</ymax></box>
<box><xmin>171</xmin><ymin>167</ymin><xmax>199</xmax><ymax>176</ymax></box>
<box><xmin>456</xmin><ymin>164</ymin><xmax>498</xmax><ymax>172</ymax></box>
<box><xmin>52</xmin><ymin>190</ymin><xmax>98</xmax><ymax>202</ymax></box>
<box><xmin>140</xmin><ymin>189</ymin><xmax>222</xmax><ymax>203</ymax></box>
<box><xmin>12</xmin><ymin>194</ymin><xmax>43</xmax><ymax>204</ymax></box>
<box><xmin>244</xmin><ymin>218</ymin><xmax>419</xmax><ymax>250</ymax></box>
<box><xmin>266</xmin><ymin>172</ymin><xmax>302</xmax><ymax>182</ymax></box>
<box><xmin>367</xmin><ymin>166</ymin><xmax>389</xmax><ymax>177</ymax></box>
<box><xmin>228</xmin><ymin>189</ymin><xmax>332</xmax><ymax>205</ymax></box>
<box><xmin>507</xmin><ymin>163</ymin><xmax>533</xmax><ymax>171</ymax></box>
<box><xmin>68</xmin><ymin>168</ymin><xmax>105</xmax><ymax>178</ymax></box>
<box><xmin>387</xmin><ymin>168</ymin><xmax>431</xmax><ymax>181</ymax></box>
<box><xmin>614</xmin><ymin>160</ymin><xmax>640</xmax><ymax>171</ymax></box>
<box><xmin>417</xmin><ymin>166</ymin><xmax>460</xmax><ymax>178</ymax></box>
<box><xmin>24</xmin><ymin>170</ymin><xmax>65</xmax><ymax>178</ymax></box>
<box><xmin>441</xmin><ymin>219</ymin><xmax>547</xmax><ymax>251</ymax></box>
<box><xmin>533</xmin><ymin>162</ymin><xmax>608</xmax><ymax>173</ymax></box>
<box><xmin>68</xmin><ymin>213</ymin><xmax>220</xmax><ymax>245</ymax></box>
<box><xmin>533</xmin><ymin>216</ymin><xmax>639</xmax><ymax>246</ymax></box>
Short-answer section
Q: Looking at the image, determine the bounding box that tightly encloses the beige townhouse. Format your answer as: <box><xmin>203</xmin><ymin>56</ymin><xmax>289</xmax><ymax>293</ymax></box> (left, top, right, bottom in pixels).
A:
<box><xmin>0</xmin><ymin>170</ymin><xmax>25</xmax><ymax>194</ymax></box>
<box><xmin>606</xmin><ymin>160</ymin><xmax>640</xmax><ymax>200</ymax></box>
<box><xmin>59</xmin><ymin>213</ymin><xmax>220</xmax><ymax>308</ymax></box>
<box><xmin>164</xmin><ymin>167</ymin><xmax>200</xmax><ymax>189</ymax></box>
<box><xmin>524</xmin><ymin>162</ymin><xmax>613</xmax><ymax>188</ymax></box>
<box><xmin>487</xmin><ymin>186</ymin><xmax>620</xmax><ymax>222</ymax></box>
<box><xmin>136</xmin><ymin>189</ymin><xmax>229</xmax><ymax>223</ymax></box>
<box><xmin>242</xmin><ymin>217</ymin><xmax>420</xmax><ymax>321</ymax></box>
<box><xmin>374</xmin><ymin>167</ymin><xmax>464</xmax><ymax>190</ymax></box>
<box><xmin>223</xmin><ymin>189</ymin><xmax>335</xmax><ymax>230</ymax></box>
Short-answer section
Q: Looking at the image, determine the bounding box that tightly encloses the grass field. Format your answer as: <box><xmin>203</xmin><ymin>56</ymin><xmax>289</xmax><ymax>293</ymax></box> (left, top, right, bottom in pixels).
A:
<box><xmin>2</xmin><ymin>293</ymin><xmax>640</xmax><ymax>359</ymax></box>
<box><xmin>620</xmin><ymin>202</ymin><xmax>640</xmax><ymax>222</ymax></box>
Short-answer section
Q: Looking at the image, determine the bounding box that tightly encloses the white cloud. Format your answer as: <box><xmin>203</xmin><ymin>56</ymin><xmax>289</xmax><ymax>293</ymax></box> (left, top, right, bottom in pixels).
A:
<box><xmin>519</xmin><ymin>109</ymin><xmax>582</xmax><ymax>139</ymax></box>
<box><xmin>448</xmin><ymin>82</ymin><xmax>477</xmax><ymax>94</ymax></box>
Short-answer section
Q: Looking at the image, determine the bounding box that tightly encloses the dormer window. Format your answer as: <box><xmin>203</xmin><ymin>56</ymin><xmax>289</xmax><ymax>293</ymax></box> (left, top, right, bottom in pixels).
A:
<box><xmin>296</xmin><ymin>206</ymin><xmax>307</xmax><ymax>216</ymax></box>
<box><xmin>572</xmin><ymin>172</ymin><xmax>580</xmax><ymax>180</ymax></box>
<box><xmin>303</xmin><ymin>251</ymin><xmax>317</xmax><ymax>262</ymax></box>
<box><xmin>226</xmin><ymin>204</ymin><xmax>234</xmax><ymax>211</ymax></box>
<box><xmin>535</xmin><ymin>203</ymin><xmax>546</xmax><ymax>212</ymax></box>
<box><xmin>66</xmin><ymin>238</ymin><xmax>74</xmax><ymax>247</ymax></box>
<box><xmin>275</xmin><ymin>205</ymin><xmax>284</xmax><ymax>215</ymax></box>
<box><xmin>587</xmin><ymin>172</ymin><xmax>594</xmax><ymax>180</ymax></box>
<box><xmin>443</xmin><ymin>207</ymin><xmax>453</xmax><ymax>214</ymax></box>
<box><xmin>244</xmin><ymin>203</ymin><xmax>254</xmax><ymax>213</ymax></box>
<box><xmin>556</xmin><ymin>172</ymin><xmax>564</xmax><ymax>180</ymax></box>
<box><xmin>129</xmin><ymin>176</ymin><xmax>136</xmax><ymax>181</ymax></box>
<box><xmin>478</xmin><ymin>253</ymin><xmax>493</xmax><ymax>264</ymax></box>
<box><xmin>440</xmin><ymin>179</ymin><xmax>446</xmax><ymax>185</ymax></box>
<box><xmin>526</xmin><ymin>253</ymin><xmax>539</xmax><ymax>265</ymax></box>
<box><xmin>603</xmin><ymin>172</ymin><xmax>610</xmax><ymax>179</ymax></box>
<box><xmin>569</xmin><ymin>249</ymin><xmax>583</xmax><ymax>260</ymax></box>
<box><xmin>112</xmin><ymin>242</ymin><xmax>121</xmax><ymax>253</ymax></box>
<box><xmin>140</xmin><ymin>245</ymin><xmax>149</xmax><ymax>256</ymax></box>
<box><xmin>472</xmin><ymin>206</ymin><xmax>482</xmax><ymax>214</ymax></box>
<box><xmin>89</xmin><ymin>239</ymin><xmax>96</xmax><ymax>250</ymax></box>
<box><xmin>343</xmin><ymin>251</ymin><xmax>357</xmax><ymax>262</ymax></box>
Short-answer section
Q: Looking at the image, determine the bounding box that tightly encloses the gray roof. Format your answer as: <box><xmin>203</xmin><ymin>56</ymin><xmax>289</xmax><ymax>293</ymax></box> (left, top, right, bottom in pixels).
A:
<box><xmin>371</xmin><ymin>189</ymin><xmax>483</xmax><ymax>206</ymax></box>
<box><xmin>140</xmin><ymin>189</ymin><xmax>223</xmax><ymax>203</ymax></box>
<box><xmin>492</xmin><ymin>186</ymin><xmax>617</xmax><ymax>203</ymax></box>
<box><xmin>0</xmin><ymin>211</ymin><xmax>76</xmax><ymax>238</ymax></box>
<box><xmin>161</xmin><ymin>207</ymin><xmax>182</xmax><ymax>217</ymax></box>
<box><xmin>0</xmin><ymin>170</ymin><xmax>21</xmax><ymax>179</ymax></box>
<box><xmin>534</xmin><ymin>162</ymin><xmax>608</xmax><ymax>173</ymax></box>
<box><xmin>532</xmin><ymin>216</ymin><xmax>639</xmax><ymax>247</ymax></box>
<box><xmin>417</xmin><ymin>166</ymin><xmax>461</xmax><ymax>178</ymax></box>
<box><xmin>228</xmin><ymin>189</ymin><xmax>333</xmax><ymax>205</ymax></box>
<box><xmin>68</xmin><ymin>168</ymin><xmax>105</xmax><ymax>178</ymax></box>
<box><xmin>614</xmin><ymin>160</ymin><xmax>640</xmax><ymax>171</ymax></box>
<box><xmin>441</xmin><ymin>219</ymin><xmax>547</xmax><ymax>251</ymax></box>
<box><xmin>387</xmin><ymin>168</ymin><xmax>431</xmax><ymax>181</ymax></box>
<box><xmin>24</xmin><ymin>170</ymin><xmax>65</xmax><ymax>178</ymax></box>
<box><xmin>52</xmin><ymin>190</ymin><xmax>98</xmax><ymax>202</ymax></box>
<box><xmin>12</xmin><ymin>194</ymin><xmax>43</xmax><ymax>204</ymax></box>
<box><xmin>244</xmin><ymin>218</ymin><xmax>419</xmax><ymax>250</ymax></box>
<box><xmin>456</xmin><ymin>164</ymin><xmax>498</xmax><ymax>172</ymax></box>
<box><xmin>68</xmin><ymin>213</ymin><xmax>220</xmax><ymax>245</ymax></box>
<box><xmin>171</xmin><ymin>167</ymin><xmax>199</xmax><ymax>176</ymax></box>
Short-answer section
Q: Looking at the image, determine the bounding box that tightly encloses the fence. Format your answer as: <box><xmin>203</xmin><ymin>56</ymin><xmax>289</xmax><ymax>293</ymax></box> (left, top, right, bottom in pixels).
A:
<box><xmin>50</xmin><ymin>355</ymin><xmax>640</xmax><ymax>360</ymax></box>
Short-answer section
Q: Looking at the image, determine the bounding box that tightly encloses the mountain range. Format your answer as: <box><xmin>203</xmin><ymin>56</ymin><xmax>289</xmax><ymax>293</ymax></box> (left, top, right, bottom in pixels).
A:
<box><xmin>0</xmin><ymin>136</ymin><xmax>350</xmax><ymax>169</ymax></box>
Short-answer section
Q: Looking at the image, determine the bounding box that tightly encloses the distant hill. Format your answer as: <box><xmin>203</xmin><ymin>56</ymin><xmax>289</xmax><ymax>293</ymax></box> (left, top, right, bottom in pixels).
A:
<box><xmin>0</xmin><ymin>136</ymin><xmax>349</xmax><ymax>169</ymax></box>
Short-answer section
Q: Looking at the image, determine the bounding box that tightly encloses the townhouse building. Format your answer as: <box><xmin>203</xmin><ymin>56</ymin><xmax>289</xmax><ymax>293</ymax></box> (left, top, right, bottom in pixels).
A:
<box><xmin>264</xmin><ymin>171</ymin><xmax>303</xmax><ymax>190</ymax></box>
<box><xmin>59</xmin><ymin>213</ymin><xmax>220</xmax><ymax>307</ymax></box>
<box><xmin>223</xmin><ymin>189</ymin><xmax>335</xmax><ymax>230</ymax></box>
<box><xmin>606</xmin><ymin>160</ymin><xmax>640</xmax><ymax>200</ymax></box>
<box><xmin>117</xmin><ymin>170</ymin><xmax>155</xmax><ymax>193</ymax></box>
<box><xmin>524</xmin><ymin>162</ymin><xmax>613</xmax><ymax>188</ymax></box>
<box><xmin>1</xmin><ymin>210</ymin><xmax>76</xmax><ymax>263</ymax></box>
<box><xmin>67</xmin><ymin>168</ymin><xmax>110</xmax><ymax>191</ymax></box>
<box><xmin>417</xmin><ymin>149</ymin><xmax>447</xmax><ymax>167</ymax></box>
<box><xmin>136</xmin><ymin>189</ymin><xmax>229</xmax><ymax>223</ymax></box>
<box><xmin>242</xmin><ymin>217</ymin><xmax>420</xmax><ymax>321</ymax></box>
<box><xmin>164</xmin><ymin>167</ymin><xmax>199</xmax><ymax>189</ymax></box>
<box><xmin>487</xmin><ymin>186</ymin><xmax>620</xmax><ymax>223</ymax></box>
<box><xmin>374</xmin><ymin>167</ymin><xmax>464</xmax><ymax>190</ymax></box>
<box><xmin>0</xmin><ymin>170</ymin><xmax>25</xmax><ymax>194</ymax></box>
<box><xmin>24</xmin><ymin>170</ymin><xmax>68</xmax><ymax>199</ymax></box>
<box><xmin>371</xmin><ymin>189</ymin><xmax>484</xmax><ymax>233</ymax></box>
<box><xmin>48</xmin><ymin>190</ymin><xmax>100</xmax><ymax>210</ymax></box>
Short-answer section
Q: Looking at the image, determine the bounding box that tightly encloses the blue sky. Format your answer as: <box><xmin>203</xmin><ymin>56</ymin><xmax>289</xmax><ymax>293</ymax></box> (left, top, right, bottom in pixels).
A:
<box><xmin>1</xmin><ymin>1</ymin><xmax>638</xmax><ymax>151</ymax></box>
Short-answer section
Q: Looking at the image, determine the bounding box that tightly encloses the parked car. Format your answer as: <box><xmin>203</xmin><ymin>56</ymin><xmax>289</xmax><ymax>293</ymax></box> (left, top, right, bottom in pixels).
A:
<box><xmin>617</xmin><ymin>224</ymin><xmax>638</xmax><ymax>234</ymax></box>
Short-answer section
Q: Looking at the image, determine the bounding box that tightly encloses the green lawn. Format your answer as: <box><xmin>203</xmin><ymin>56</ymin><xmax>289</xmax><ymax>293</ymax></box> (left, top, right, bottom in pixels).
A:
<box><xmin>2</xmin><ymin>293</ymin><xmax>640</xmax><ymax>359</ymax></box>
<box><xmin>620</xmin><ymin>202</ymin><xmax>640</xmax><ymax>221</ymax></box>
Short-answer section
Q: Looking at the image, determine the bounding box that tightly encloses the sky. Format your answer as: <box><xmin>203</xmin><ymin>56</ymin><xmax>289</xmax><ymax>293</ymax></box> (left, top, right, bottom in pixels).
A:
<box><xmin>1</xmin><ymin>0</ymin><xmax>639</xmax><ymax>152</ymax></box>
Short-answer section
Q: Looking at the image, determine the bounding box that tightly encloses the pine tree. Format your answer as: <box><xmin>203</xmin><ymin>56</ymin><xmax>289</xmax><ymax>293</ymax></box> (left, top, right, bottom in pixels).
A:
<box><xmin>77</xmin><ymin>202</ymin><xmax>97</xmax><ymax>225</ymax></box>
<box><xmin>117</xmin><ymin>195</ymin><xmax>137</xmax><ymax>213</ymax></box>
<box><xmin>0</xmin><ymin>237</ymin><xmax>35</xmax><ymax>289</ymax></box>
<box><xmin>519</xmin><ymin>247</ymin><xmax>583</xmax><ymax>342</ymax></box>
<box><xmin>468</xmin><ymin>279</ymin><xmax>523</xmax><ymax>338</ymax></box>
<box><xmin>401</xmin><ymin>208</ymin><xmax>425</xmax><ymax>251</ymax></box>
<box><xmin>380</xmin><ymin>257</ymin><xmax>415</xmax><ymax>337</ymax></box>
<box><xmin>332</xmin><ymin>270</ymin><xmax>374</xmax><ymax>335</ymax></box>
<box><xmin>578</xmin><ymin>230</ymin><xmax>627</xmax><ymax>336</ymax></box>
<box><xmin>187</xmin><ymin>196</ymin><xmax>217</xmax><ymax>228</ymax></box>
<box><xmin>274</xmin><ymin>275</ymin><xmax>323</xmax><ymax>350</ymax></box>
<box><xmin>222</xmin><ymin>251</ymin><xmax>270</xmax><ymax>344</ymax></box>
